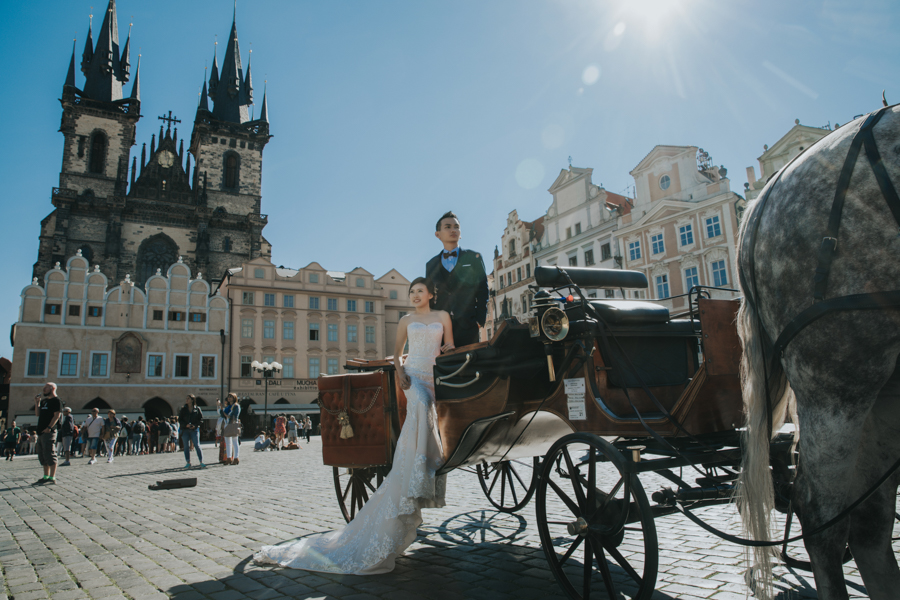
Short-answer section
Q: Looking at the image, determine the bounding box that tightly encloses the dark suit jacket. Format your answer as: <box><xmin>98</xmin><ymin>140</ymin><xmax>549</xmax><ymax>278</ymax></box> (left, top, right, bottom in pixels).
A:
<box><xmin>426</xmin><ymin>248</ymin><xmax>489</xmax><ymax>331</ymax></box>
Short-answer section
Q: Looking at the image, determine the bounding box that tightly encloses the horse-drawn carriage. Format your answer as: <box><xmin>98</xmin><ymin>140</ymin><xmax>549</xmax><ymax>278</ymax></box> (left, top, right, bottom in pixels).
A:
<box><xmin>316</xmin><ymin>262</ymin><xmax>888</xmax><ymax>599</ymax></box>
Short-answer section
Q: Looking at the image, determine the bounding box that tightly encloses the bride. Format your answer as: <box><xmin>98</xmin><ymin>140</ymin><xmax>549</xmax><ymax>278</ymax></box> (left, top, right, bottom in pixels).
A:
<box><xmin>254</xmin><ymin>277</ymin><xmax>454</xmax><ymax>574</ymax></box>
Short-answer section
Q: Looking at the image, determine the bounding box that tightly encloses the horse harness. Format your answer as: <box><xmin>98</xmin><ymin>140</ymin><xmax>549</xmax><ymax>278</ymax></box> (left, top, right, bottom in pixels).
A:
<box><xmin>741</xmin><ymin>103</ymin><xmax>900</xmax><ymax>367</ymax></box>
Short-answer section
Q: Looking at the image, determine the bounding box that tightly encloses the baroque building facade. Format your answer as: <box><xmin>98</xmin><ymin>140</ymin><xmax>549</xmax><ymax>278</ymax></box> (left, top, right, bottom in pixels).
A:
<box><xmin>614</xmin><ymin>146</ymin><xmax>744</xmax><ymax>312</ymax></box>
<box><xmin>34</xmin><ymin>0</ymin><xmax>272</xmax><ymax>292</ymax></box>
<box><xmin>9</xmin><ymin>252</ymin><xmax>228</xmax><ymax>426</ymax></box>
<box><xmin>492</xmin><ymin>210</ymin><xmax>543</xmax><ymax>323</ymax></box>
<box><xmin>745</xmin><ymin>119</ymin><xmax>832</xmax><ymax>201</ymax></box>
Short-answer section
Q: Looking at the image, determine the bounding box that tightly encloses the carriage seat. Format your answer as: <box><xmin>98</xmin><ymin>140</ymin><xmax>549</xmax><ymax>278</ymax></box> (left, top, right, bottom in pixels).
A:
<box><xmin>589</xmin><ymin>299</ymin><xmax>670</xmax><ymax>325</ymax></box>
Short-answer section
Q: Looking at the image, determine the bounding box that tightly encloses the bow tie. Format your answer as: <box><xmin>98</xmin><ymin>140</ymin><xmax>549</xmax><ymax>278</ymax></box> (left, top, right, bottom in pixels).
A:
<box><xmin>443</xmin><ymin>250</ymin><xmax>458</xmax><ymax>259</ymax></box>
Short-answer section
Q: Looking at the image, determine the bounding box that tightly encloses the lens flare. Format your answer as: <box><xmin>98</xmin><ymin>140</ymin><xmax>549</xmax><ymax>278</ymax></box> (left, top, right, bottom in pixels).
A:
<box><xmin>515</xmin><ymin>159</ymin><xmax>545</xmax><ymax>190</ymax></box>
<box><xmin>581</xmin><ymin>64</ymin><xmax>601</xmax><ymax>85</ymax></box>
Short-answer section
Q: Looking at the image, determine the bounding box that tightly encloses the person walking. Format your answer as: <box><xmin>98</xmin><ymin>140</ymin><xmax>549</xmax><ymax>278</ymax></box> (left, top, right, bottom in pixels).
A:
<box><xmin>157</xmin><ymin>418</ymin><xmax>171</xmax><ymax>453</ymax></box>
<box><xmin>82</xmin><ymin>408</ymin><xmax>103</xmax><ymax>464</ymax></box>
<box><xmin>4</xmin><ymin>420</ymin><xmax>20</xmax><ymax>461</ymax></box>
<box><xmin>116</xmin><ymin>417</ymin><xmax>129</xmax><ymax>456</ymax></box>
<box><xmin>169</xmin><ymin>418</ymin><xmax>179</xmax><ymax>453</ymax></box>
<box><xmin>287</xmin><ymin>416</ymin><xmax>299</xmax><ymax>447</ymax></box>
<box><xmin>178</xmin><ymin>395</ymin><xmax>206</xmax><ymax>469</ymax></box>
<box><xmin>58</xmin><ymin>407</ymin><xmax>75</xmax><ymax>466</ymax></box>
<box><xmin>33</xmin><ymin>382</ymin><xmax>61</xmax><ymax>486</ymax></box>
<box><xmin>217</xmin><ymin>393</ymin><xmax>242</xmax><ymax>465</ymax></box>
<box><xmin>101</xmin><ymin>410</ymin><xmax>122</xmax><ymax>463</ymax></box>
<box><xmin>274</xmin><ymin>414</ymin><xmax>286</xmax><ymax>450</ymax></box>
<box><xmin>304</xmin><ymin>416</ymin><xmax>312</xmax><ymax>443</ymax></box>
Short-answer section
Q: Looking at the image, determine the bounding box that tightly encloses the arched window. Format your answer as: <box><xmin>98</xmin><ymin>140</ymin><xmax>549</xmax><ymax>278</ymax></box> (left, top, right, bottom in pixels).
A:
<box><xmin>143</xmin><ymin>397</ymin><xmax>174</xmax><ymax>420</ymax></box>
<box><xmin>78</xmin><ymin>245</ymin><xmax>94</xmax><ymax>264</ymax></box>
<box><xmin>223</xmin><ymin>237</ymin><xmax>232</xmax><ymax>252</ymax></box>
<box><xmin>224</xmin><ymin>154</ymin><xmax>238</xmax><ymax>189</ymax></box>
<box><xmin>89</xmin><ymin>132</ymin><xmax>107</xmax><ymax>174</ymax></box>
<box><xmin>135</xmin><ymin>234</ymin><xmax>179</xmax><ymax>288</ymax></box>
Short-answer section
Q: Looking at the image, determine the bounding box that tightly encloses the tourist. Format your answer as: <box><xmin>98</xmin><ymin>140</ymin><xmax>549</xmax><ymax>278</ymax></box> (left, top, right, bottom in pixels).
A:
<box><xmin>156</xmin><ymin>417</ymin><xmax>170</xmax><ymax>453</ymax></box>
<box><xmin>254</xmin><ymin>431</ymin><xmax>273</xmax><ymax>451</ymax></box>
<box><xmin>178</xmin><ymin>395</ymin><xmax>206</xmax><ymax>469</ymax></box>
<box><xmin>169</xmin><ymin>417</ymin><xmax>179</xmax><ymax>453</ymax></box>
<box><xmin>215</xmin><ymin>409</ymin><xmax>226</xmax><ymax>463</ymax></box>
<box><xmin>32</xmin><ymin>382</ymin><xmax>61</xmax><ymax>486</ymax></box>
<box><xmin>218</xmin><ymin>394</ymin><xmax>241</xmax><ymax>465</ymax></box>
<box><xmin>101</xmin><ymin>410</ymin><xmax>122</xmax><ymax>463</ymax></box>
<box><xmin>116</xmin><ymin>417</ymin><xmax>129</xmax><ymax>456</ymax></box>
<box><xmin>82</xmin><ymin>408</ymin><xmax>103</xmax><ymax>465</ymax></box>
<box><xmin>4</xmin><ymin>420</ymin><xmax>20</xmax><ymax>461</ymax></box>
<box><xmin>304</xmin><ymin>416</ymin><xmax>313</xmax><ymax>443</ymax></box>
<box><xmin>274</xmin><ymin>414</ymin><xmax>286</xmax><ymax>450</ymax></box>
<box><xmin>58</xmin><ymin>407</ymin><xmax>75</xmax><ymax>466</ymax></box>
<box><xmin>287</xmin><ymin>416</ymin><xmax>299</xmax><ymax>446</ymax></box>
<box><xmin>148</xmin><ymin>418</ymin><xmax>158</xmax><ymax>454</ymax></box>
<box><xmin>131</xmin><ymin>417</ymin><xmax>145</xmax><ymax>455</ymax></box>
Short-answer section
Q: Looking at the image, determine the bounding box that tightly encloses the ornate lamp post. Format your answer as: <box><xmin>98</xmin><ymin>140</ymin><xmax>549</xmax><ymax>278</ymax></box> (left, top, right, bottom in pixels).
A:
<box><xmin>251</xmin><ymin>360</ymin><xmax>281</xmax><ymax>432</ymax></box>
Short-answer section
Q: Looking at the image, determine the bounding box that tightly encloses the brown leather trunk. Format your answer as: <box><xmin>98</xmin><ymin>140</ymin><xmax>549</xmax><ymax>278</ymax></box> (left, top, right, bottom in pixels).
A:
<box><xmin>319</xmin><ymin>370</ymin><xmax>394</xmax><ymax>468</ymax></box>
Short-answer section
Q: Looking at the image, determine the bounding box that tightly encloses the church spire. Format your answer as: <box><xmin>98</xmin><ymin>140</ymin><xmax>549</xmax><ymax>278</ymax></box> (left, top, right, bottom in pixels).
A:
<box><xmin>199</xmin><ymin>78</ymin><xmax>210</xmax><ymax>111</ymax></box>
<box><xmin>259</xmin><ymin>85</ymin><xmax>268</xmax><ymax>123</ymax></box>
<box><xmin>209</xmin><ymin>13</ymin><xmax>252</xmax><ymax>123</ymax></box>
<box><xmin>129</xmin><ymin>54</ymin><xmax>141</xmax><ymax>101</ymax></box>
<box><xmin>64</xmin><ymin>39</ymin><xmax>77</xmax><ymax>90</ymax></box>
<box><xmin>80</xmin><ymin>19</ymin><xmax>93</xmax><ymax>74</ymax></box>
<box><xmin>208</xmin><ymin>42</ymin><xmax>219</xmax><ymax>97</ymax></box>
<box><xmin>81</xmin><ymin>0</ymin><xmax>129</xmax><ymax>102</ymax></box>
<box><xmin>120</xmin><ymin>22</ymin><xmax>132</xmax><ymax>80</ymax></box>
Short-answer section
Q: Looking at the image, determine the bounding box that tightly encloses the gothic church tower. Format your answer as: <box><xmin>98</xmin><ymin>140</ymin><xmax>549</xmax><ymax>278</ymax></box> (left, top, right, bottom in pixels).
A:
<box><xmin>34</xmin><ymin>2</ymin><xmax>272</xmax><ymax>288</ymax></box>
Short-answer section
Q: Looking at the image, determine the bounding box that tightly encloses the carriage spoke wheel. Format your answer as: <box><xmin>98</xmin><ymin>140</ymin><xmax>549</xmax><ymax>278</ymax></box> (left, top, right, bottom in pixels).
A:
<box><xmin>477</xmin><ymin>457</ymin><xmax>540</xmax><ymax>513</ymax></box>
<box><xmin>333</xmin><ymin>467</ymin><xmax>386</xmax><ymax>523</ymax></box>
<box><xmin>536</xmin><ymin>433</ymin><xmax>658</xmax><ymax>600</ymax></box>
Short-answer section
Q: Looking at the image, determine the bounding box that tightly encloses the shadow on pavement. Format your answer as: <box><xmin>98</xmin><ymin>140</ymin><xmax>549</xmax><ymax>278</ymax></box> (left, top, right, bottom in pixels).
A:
<box><xmin>105</xmin><ymin>464</ymin><xmax>224</xmax><ymax>478</ymax></box>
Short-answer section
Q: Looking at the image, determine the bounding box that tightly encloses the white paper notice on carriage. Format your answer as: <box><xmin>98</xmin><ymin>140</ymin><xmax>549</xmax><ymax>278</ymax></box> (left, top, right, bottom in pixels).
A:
<box><xmin>564</xmin><ymin>378</ymin><xmax>586</xmax><ymax>420</ymax></box>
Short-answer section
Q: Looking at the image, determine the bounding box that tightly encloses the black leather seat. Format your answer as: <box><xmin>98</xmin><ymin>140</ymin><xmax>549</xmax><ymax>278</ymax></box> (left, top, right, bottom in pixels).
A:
<box><xmin>589</xmin><ymin>300</ymin><xmax>670</xmax><ymax>324</ymax></box>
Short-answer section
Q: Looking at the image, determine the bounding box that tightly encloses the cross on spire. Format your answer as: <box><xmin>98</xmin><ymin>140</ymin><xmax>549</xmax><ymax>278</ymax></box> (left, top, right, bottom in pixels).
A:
<box><xmin>158</xmin><ymin>110</ymin><xmax>181</xmax><ymax>132</ymax></box>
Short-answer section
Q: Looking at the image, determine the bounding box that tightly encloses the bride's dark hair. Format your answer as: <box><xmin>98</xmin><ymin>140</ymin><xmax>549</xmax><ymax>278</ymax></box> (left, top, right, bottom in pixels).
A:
<box><xmin>408</xmin><ymin>277</ymin><xmax>437</xmax><ymax>308</ymax></box>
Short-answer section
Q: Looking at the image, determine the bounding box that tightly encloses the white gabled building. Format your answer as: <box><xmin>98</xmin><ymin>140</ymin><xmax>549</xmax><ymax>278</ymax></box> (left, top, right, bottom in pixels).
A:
<box><xmin>614</xmin><ymin>146</ymin><xmax>744</xmax><ymax>312</ymax></box>
<box><xmin>492</xmin><ymin>210</ymin><xmax>544</xmax><ymax>324</ymax></box>
<box><xmin>745</xmin><ymin>118</ymin><xmax>832</xmax><ymax>201</ymax></box>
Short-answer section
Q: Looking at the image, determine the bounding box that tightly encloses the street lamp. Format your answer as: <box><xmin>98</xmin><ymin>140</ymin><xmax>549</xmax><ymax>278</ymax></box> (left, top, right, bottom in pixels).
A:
<box><xmin>251</xmin><ymin>360</ymin><xmax>281</xmax><ymax>432</ymax></box>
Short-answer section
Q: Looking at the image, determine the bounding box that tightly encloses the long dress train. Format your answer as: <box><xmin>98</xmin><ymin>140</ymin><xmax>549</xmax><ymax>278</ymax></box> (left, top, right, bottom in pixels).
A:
<box><xmin>254</xmin><ymin>321</ymin><xmax>447</xmax><ymax>574</ymax></box>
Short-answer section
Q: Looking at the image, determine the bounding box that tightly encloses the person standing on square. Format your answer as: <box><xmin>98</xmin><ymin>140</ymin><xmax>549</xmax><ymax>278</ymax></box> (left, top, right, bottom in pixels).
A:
<box><xmin>178</xmin><ymin>395</ymin><xmax>206</xmax><ymax>469</ymax></box>
<box><xmin>425</xmin><ymin>211</ymin><xmax>489</xmax><ymax>347</ymax></box>
<box><xmin>33</xmin><ymin>383</ymin><xmax>61</xmax><ymax>485</ymax></box>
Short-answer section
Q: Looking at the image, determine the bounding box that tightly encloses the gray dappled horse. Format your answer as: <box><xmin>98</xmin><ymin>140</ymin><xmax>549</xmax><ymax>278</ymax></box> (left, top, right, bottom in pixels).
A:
<box><xmin>736</xmin><ymin>104</ymin><xmax>900</xmax><ymax>600</ymax></box>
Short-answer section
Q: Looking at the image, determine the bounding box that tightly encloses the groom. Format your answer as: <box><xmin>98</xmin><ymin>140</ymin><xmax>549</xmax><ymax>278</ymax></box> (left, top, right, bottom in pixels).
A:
<box><xmin>425</xmin><ymin>211</ymin><xmax>489</xmax><ymax>347</ymax></box>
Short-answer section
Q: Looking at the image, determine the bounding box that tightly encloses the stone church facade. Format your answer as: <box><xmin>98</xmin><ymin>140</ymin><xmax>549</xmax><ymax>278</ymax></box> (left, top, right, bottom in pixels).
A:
<box><xmin>33</xmin><ymin>0</ymin><xmax>272</xmax><ymax>291</ymax></box>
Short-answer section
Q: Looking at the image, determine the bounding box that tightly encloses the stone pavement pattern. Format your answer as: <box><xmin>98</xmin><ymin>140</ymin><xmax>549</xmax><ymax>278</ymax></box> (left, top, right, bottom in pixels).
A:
<box><xmin>0</xmin><ymin>439</ymin><xmax>896</xmax><ymax>600</ymax></box>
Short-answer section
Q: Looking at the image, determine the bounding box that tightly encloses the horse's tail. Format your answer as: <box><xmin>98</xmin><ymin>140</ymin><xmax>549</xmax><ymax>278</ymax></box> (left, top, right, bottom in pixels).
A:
<box><xmin>735</xmin><ymin>249</ymin><xmax>796</xmax><ymax>600</ymax></box>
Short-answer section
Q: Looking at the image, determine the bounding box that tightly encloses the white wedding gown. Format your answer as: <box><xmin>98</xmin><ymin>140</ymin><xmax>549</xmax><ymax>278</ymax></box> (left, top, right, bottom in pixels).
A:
<box><xmin>254</xmin><ymin>321</ymin><xmax>447</xmax><ymax>574</ymax></box>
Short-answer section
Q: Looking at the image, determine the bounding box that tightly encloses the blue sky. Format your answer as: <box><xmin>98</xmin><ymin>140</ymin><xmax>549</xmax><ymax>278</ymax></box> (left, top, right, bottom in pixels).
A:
<box><xmin>1</xmin><ymin>0</ymin><xmax>898</xmax><ymax>360</ymax></box>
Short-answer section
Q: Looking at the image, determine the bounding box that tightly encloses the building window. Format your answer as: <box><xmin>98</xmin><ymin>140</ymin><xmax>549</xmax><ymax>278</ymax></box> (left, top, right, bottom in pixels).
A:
<box><xmin>283</xmin><ymin>321</ymin><xmax>294</xmax><ymax>340</ymax></box>
<box><xmin>173</xmin><ymin>355</ymin><xmax>191</xmax><ymax>378</ymax></box>
<box><xmin>45</xmin><ymin>304</ymin><xmax>61</xmax><ymax>315</ymax></box>
<box><xmin>242</xmin><ymin>292</ymin><xmax>255</xmax><ymax>305</ymax></box>
<box><xmin>135</xmin><ymin>233</ymin><xmax>179</xmax><ymax>288</ymax></box>
<box><xmin>584</xmin><ymin>249</ymin><xmax>595</xmax><ymax>266</ymax></box>
<box><xmin>499</xmin><ymin>278</ymin><xmax>504</xmax><ymax>290</ymax></box>
<box><xmin>685</xmin><ymin>266</ymin><xmax>699</xmax><ymax>292</ymax></box>
<box><xmin>68</xmin><ymin>304</ymin><xmax>81</xmax><ymax>317</ymax></box>
<box><xmin>605</xmin><ymin>289</ymin><xmax>615</xmax><ymax>298</ymax></box>
<box><xmin>310</xmin><ymin>273</ymin><xmax>319</xmax><ymax>283</ymax></box>
<box><xmin>225</xmin><ymin>154</ymin><xmax>239</xmax><ymax>188</ymax></box>
<box><xmin>283</xmin><ymin>357</ymin><xmax>294</xmax><ymax>378</ymax></box>
<box><xmin>347</xmin><ymin>325</ymin><xmax>358</xmax><ymax>343</ymax></box>
<box><xmin>656</xmin><ymin>274</ymin><xmax>670</xmax><ymax>299</ymax></box>
<box><xmin>712</xmin><ymin>260</ymin><xmax>728</xmax><ymax>287</ymax></box>
<box><xmin>633</xmin><ymin>290</ymin><xmax>647</xmax><ymax>299</ymax></box>
<box><xmin>241</xmin><ymin>355</ymin><xmax>253</xmax><ymax>378</ymax></box>
<box><xmin>327</xmin><ymin>324</ymin><xmax>338</xmax><ymax>342</ymax></box>
<box><xmin>347</xmin><ymin>300</ymin><xmax>357</xmax><ymax>312</ymax></box>
<box><xmin>629</xmin><ymin>240</ymin><xmax>642</xmax><ymax>261</ymax></box>
<box><xmin>365</xmin><ymin>301</ymin><xmax>374</xmax><ymax>313</ymax></box>
<box><xmin>327</xmin><ymin>358</ymin><xmax>339</xmax><ymax>375</ymax></box>
<box><xmin>389</xmin><ymin>290</ymin><xmax>398</xmax><ymax>300</ymax></box>
<box><xmin>153</xmin><ymin>310</ymin><xmax>163</xmax><ymax>321</ymax></box>
<box><xmin>509</xmin><ymin>239</ymin><xmax>516</xmax><ymax>256</ymax></box>
<box><xmin>190</xmin><ymin>313</ymin><xmax>206</xmax><ymax>322</ymax></box>
<box><xmin>356</xmin><ymin>278</ymin><xmax>365</xmax><ymax>288</ymax></box>
<box><xmin>223</xmin><ymin>237</ymin><xmax>232</xmax><ymax>252</ymax></box>
<box><xmin>517</xmin><ymin>267</ymin><xmax>522</xmax><ymax>281</ymax></box>
<box><xmin>706</xmin><ymin>215</ymin><xmax>722</xmax><ymax>238</ymax></box>
<box><xmin>263</xmin><ymin>320</ymin><xmax>275</xmax><ymax>339</ymax></box>
<box><xmin>659</xmin><ymin>174</ymin><xmax>671</xmax><ymax>190</ymax></box>
<box><xmin>90</xmin><ymin>352</ymin><xmax>109</xmax><ymax>377</ymax></box>
<box><xmin>568</xmin><ymin>256</ymin><xmax>578</xmax><ymax>267</ymax></box>
<box><xmin>525</xmin><ymin>264</ymin><xmax>531</xmax><ymax>278</ymax></box>
<box><xmin>89</xmin><ymin>132</ymin><xmax>107</xmax><ymax>174</ymax></box>
<box><xmin>26</xmin><ymin>351</ymin><xmax>48</xmax><ymax>377</ymax></box>
<box><xmin>679</xmin><ymin>224</ymin><xmax>694</xmax><ymax>246</ymax></box>
<box><xmin>651</xmin><ymin>233</ymin><xmax>665</xmax><ymax>255</ymax></box>
<box><xmin>59</xmin><ymin>352</ymin><xmax>79</xmax><ymax>377</ymax></box>
<box><xmin>506</xmin><ymin>273</ymin><xmax>512</xmax><ymax>286</ymax></box>
<box><xmin>264</xmin><ymin>293</ymin><xmax>276</xmax><ymax>307</ymax></box>
<box><xmin>309</xmin><ymin>358</ymin><xmax>321</xmax><ymax>378</ymax></box>
<box><xmin>241</xmin><ymin>319</ymin><xmax>254</xmax><ymax>338</ymax></box>
<box><xmin>327</xmin><ymin>298</ymin><xmax>338</xmax><ymax>311</ymax></box>
<box><xmin>147</xmin><ymin>354</ymin><xmax>164</xmax><ymax>378</ymax></box>
<box><xmin>167</xmin><ymin>311</ymin><xmax>184</xmax><ymax>322</ymax></box>
<box><xmin>309</xmin><ymin>323</ymin><xmax>320</xmax><ymax>341</ymax></box>
<box><xmin>309</xmin><ymin>296</ymin><xmax>320</xmax><ymax>309</ymax></box>
<box><xmin>254</xmin><ymin>268</ymin><xmax>264</xmax><ymax>279</ymax></box>
<box><xmin>88</xmin><ymin>306</ymin><xmax>103</xmax><ymax>317</ymax></box>
<box><xmin>398</xmin><ymin>311</ymin><xmax>408</xmax><ymax>319</ymax></box>
<box><xmin>566</xmin><ymin>227</ymin><xmax>572</xmax><ymax>239</ymax></box>
<box><xmin>601</xmin><ymin>243</ymin><xmax>612</xmax><ymax>261</ymax></box>
<box><xmin>283</xmin><ymin>294</ymin><xmax>294</xmax><ymax>308</ymax></box>
<box><xmin>365</xmin><ymin>325</ymin><xmax>375</xmax><ymax>344</ymax></box>
<box><xmin>201</xmin><ymin>356</ymin><xmax>216</xmax><ymax>378</ymax></box>
<box><xmin>574</xmin><ymin>223</ymin><xmax>582</xmax><ymax>235</ymax></box>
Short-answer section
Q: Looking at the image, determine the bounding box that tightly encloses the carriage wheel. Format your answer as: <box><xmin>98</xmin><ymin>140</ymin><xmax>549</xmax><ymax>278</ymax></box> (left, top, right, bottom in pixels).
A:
<box><xmin>333</xmin><ymin>467</ymin><xmax>386</xmax><ymax>523</ymax></box>
<box><xmin>536</xmin><ymin>433</ymin><xmax>658</xmax><ymax>600</ymax></box>
<box><xmin>477</xmin><ymin>457</ymin><xmax>540</xmax><ymax>513</ymax></box>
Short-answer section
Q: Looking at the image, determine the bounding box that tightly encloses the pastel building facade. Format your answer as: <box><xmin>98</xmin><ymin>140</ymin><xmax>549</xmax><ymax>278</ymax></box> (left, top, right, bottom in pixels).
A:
<box><xmin>745</xmin><ymin>119</ymin><xmax>832</xmax><ymax>201</ymax></box>
<box><xmin>492</xmin><ymin>210</ymin><xmax>543</xmax><ymax>324</ymax></box>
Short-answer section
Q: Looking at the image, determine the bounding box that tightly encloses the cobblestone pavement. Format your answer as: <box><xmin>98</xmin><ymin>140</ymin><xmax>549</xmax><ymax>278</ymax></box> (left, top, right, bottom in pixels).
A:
<box><xmin>1</xmin><ymin>439</ymin><xmax>897</xmax><ymax>600</ymax></box>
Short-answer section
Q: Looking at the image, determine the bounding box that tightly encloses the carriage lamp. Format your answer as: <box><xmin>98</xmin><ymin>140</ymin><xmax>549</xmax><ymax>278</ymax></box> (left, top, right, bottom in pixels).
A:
<box><xmin>541</xmin><ymin>307</ymin><xmax>570</xmax><ymax>342</ymax></box>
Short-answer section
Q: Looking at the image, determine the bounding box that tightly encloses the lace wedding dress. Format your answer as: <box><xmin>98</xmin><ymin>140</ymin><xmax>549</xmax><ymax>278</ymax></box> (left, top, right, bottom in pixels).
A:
<box><xmin>254</xmin><ymin>321</ymin><xmax>447</xmax><ymax>574</ymax></box>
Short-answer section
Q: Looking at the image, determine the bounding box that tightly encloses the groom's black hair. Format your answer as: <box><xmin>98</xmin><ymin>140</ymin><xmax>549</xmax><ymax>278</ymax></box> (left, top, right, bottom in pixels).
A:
<box><xmin>435</xmin><ymin>211</ymin><xmax>459</xmax><ymax>231</ymax></box>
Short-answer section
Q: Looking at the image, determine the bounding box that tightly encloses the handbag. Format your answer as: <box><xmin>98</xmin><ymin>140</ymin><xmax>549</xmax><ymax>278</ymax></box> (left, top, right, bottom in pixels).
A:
<box><xmin>223</xmin><ymin>419</ymin><xmax>241</xmax><ymax>437</ymax></box>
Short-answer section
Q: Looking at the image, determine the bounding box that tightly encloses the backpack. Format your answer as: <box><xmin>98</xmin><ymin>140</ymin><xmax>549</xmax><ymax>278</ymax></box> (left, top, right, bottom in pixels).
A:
<box><xmin>133</xmin><ymin>421</ymin><xmax>145</xmax><ymax>434</ymax></box>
